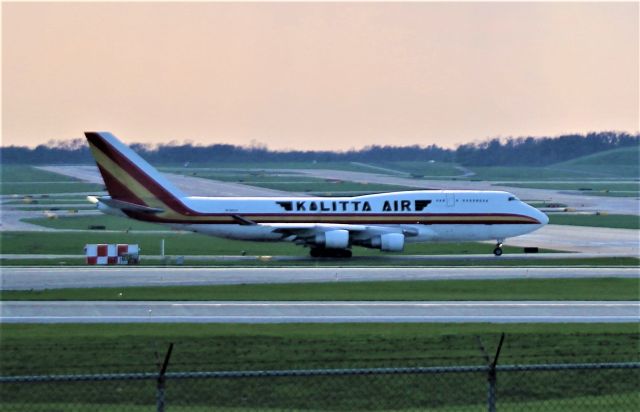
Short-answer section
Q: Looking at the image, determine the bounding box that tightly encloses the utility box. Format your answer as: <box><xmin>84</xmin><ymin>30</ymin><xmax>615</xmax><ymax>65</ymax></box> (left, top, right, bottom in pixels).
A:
<box><xmin>85</xmin><ymin>244</ymin><xmax>140</xmax><ymax>265</ymax></box>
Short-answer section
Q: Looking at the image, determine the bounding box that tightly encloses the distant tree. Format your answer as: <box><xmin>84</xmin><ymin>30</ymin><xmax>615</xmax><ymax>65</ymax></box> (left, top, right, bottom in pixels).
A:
<box><xmin>1</xmin><ymin>131</ymin><xmax>637</xmax><ymax>166</ymax></box>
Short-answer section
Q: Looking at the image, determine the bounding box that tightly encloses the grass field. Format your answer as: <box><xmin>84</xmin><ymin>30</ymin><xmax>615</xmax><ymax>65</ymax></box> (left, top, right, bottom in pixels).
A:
<box><xmin>1</xmin><ymin>323</ymin><xmax>637</xmax><ymax>374</ymax></box>
<box><xmin>0</xmin><ymin>230</ymin><xmax>538</xmax><ymax>256</ymax></box>
<box><xmin>0</xmin><ymin>324</ymin><xmax>637</xmax><ymax>410</ymax></box>
<box><xmin>5</xmin><ymin>197</ymin><xmax>91</xmax><ymax>205</ymax></box>
<box><xmin>548</xmin><ymin>214</ymin><xmax>640</xmax><ymax>230</ymax></box>
<box><xmin>552</xmin><ymin>147</ymin><xmax>640</xmax><ymax>178</ymax></box>
<box><xmin>23</xmin><ymin>215</ymin><xmax>166</xmax><ymax>231</ymax></box>
<box><xmin>0</xmin><ymin>165</ymin><xmax>78</xmax><ymax>183</ymax></box>
<box><xmin>466</xmin><ymin>166</ymin><xmax>611</xmax><ymax>181</ymax></box>
<box><xmin>1</xmin><ymin>395</ymin><xmax>638</xmax><ymax>412</ymax></box>
<box><xmin>0</xmin><ymin>181</ymin><xmax>104</xmax><ymax>195</ymax></box>
<box><xmin>13</xmin><ymin>206</ymin><xmax>95</xmax><ymax>211</ymax></box>
<box><xmin>3</xmin><ymin>278</ymin><xmax>636</xmax><ymax>301</ymax></box>
<box><xmin>0</xmin><ymin>165</ymin><xmax>104</xmax><ymax>195</ymax></box>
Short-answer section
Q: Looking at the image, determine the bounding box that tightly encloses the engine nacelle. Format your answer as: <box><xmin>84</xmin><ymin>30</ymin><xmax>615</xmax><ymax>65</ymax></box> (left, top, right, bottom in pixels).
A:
<box><xmin>315</xmin><ymin>230</ymin><xmax>350</xmax><ymax>249</ymax></box>
<box><xmin>378</xmin><ymin>233</ymin><xmax>405</xmax><ymax>252</ymax></box>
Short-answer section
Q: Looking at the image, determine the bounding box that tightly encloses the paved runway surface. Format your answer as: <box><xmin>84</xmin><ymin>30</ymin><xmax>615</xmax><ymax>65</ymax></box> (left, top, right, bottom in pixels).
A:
<box><xmin>1</xmin><ymin>301</ymin><xmax>637</xmax><ymax>323</ymax></box>
<box><xmin>2</xmin><ymin>267</ymin><xmax>637</xmax><ymax>290</ymax></box>
<box><xmin>501</xmin><ymin>225</ymin><xmax>639</xmax><ymax>255</ymax></box>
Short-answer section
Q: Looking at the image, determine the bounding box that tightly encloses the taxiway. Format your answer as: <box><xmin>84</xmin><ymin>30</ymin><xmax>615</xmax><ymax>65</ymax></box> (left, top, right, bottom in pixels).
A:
<box><xmin>1</xmin><ymin>301</ymin><xmax>636</xmax><ymax>323</ymax></box>
<box><xmin>2</xmin><ymin>266</ymin><xmax>637</xmax><ymax>290</ymax></box>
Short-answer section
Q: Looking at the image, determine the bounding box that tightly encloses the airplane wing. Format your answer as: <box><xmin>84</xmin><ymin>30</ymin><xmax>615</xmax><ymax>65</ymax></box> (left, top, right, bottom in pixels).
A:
<box><xmin>261</xmin><ymin>222</ymin><xmax>418</xmax><ymax>246</ymax></box>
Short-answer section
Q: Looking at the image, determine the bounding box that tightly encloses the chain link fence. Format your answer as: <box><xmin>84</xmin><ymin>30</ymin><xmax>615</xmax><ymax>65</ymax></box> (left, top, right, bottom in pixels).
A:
<box><xmin>1</xmin><ymin>362</ymin><xmax>638</xmax><ymax>411</ymax></box>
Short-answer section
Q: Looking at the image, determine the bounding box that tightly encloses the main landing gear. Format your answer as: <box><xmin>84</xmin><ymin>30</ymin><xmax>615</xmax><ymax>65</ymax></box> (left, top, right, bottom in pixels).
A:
<box><xmin>493</xmin><ymin>241</ymin><xmax>504</xmax><ymax>256</ymax></box>
<box><xmin>310</xmin><ymin>248</ymin><xmax>352</xmax><ymax>258</ymax></box>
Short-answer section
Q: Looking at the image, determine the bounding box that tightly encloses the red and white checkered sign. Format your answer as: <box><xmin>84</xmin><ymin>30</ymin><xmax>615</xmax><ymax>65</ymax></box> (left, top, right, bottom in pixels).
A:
<box><xmin>85</xmin><ymin>244</ymin><xmax>139</xmax><ymax>265</ymax></box>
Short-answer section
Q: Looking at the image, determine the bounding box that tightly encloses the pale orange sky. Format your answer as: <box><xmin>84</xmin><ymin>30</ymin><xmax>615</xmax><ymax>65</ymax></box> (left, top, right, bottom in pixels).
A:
<box><xmin>2</xmin><ymin>2</ymin><xmax>639</xmax><ymax>150</ymax></box>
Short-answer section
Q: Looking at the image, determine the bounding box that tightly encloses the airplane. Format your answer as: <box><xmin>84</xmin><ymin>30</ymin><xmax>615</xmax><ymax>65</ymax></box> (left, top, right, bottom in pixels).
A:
<box><xmin>85</xmin><ymin>132</ymin><xmax>549</xmax><ymax>258</ymax></box>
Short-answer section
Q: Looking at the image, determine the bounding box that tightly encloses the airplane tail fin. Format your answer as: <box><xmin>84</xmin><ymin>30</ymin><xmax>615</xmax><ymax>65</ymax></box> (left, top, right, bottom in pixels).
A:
<box><xmin>84</xmin><ymin>132</ymin><xmax>186</xmax><ymax>208</ymax></box>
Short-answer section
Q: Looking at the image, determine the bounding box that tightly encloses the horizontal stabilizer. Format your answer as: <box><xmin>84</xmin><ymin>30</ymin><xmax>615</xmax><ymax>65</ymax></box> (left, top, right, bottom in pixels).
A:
<box><xmin>97</xmin><ymin>197</ymin><xmax>164</xmax><ymax>214</ymax></box>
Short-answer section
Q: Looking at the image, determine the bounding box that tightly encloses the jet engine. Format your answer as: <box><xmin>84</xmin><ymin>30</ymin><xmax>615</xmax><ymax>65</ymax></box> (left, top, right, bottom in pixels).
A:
<box><xmin>363</xmin><ymin>233</ymin><xmax>405</xmax><ymax>252</ymax></box>
<box><xmin>380</xmin><ymin>233</ymin><xmax>405</xmax><ymax>251</ymax></box>
<box><xmin>315</xmin><ymin>230</ymin><xmax>350</xmax><ymax>249</ymax></box>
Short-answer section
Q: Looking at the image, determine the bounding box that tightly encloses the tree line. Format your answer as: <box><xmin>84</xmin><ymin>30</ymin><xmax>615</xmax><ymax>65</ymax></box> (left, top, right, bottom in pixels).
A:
<box><xmin>1</xmin><ymin>131</ymin><xmax>637</xmax><ymax>166</ymax></box>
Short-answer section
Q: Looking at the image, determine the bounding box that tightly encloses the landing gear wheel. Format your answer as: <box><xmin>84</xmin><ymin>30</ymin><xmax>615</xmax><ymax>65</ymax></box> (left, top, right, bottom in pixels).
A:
<box><xmin>309</xmin><ymin>248</ymin><xmax>352</xmax><ymax>258</ymax></box>
<box><xmin>336</xmin><ymin>249</ymin><xmax>352</xmax><ymax>258</ymax></box>
<box><xmin>493</xmin><ymin>247</ymin><xmax>503</xmax><ymax>256</ymax></box>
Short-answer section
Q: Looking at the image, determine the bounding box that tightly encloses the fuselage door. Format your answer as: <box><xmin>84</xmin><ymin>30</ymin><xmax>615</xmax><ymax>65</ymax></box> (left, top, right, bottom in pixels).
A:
<box><xmin>445</xmin><ymin>193</ymin><xmax>455</xmax><ymax>207</ymax></box>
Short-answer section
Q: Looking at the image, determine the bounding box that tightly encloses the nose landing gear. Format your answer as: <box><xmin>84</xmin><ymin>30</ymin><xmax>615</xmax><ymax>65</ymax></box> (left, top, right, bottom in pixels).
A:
<box><xmin>493</xmin><ymin>241</ymin><xmax>504</xmax><ymax>256</ymax></box>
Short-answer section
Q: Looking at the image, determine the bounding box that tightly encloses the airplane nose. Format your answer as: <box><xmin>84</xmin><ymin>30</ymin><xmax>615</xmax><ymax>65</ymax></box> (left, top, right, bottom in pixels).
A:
<box><xmin>537</xmin><ymin>209</ymin><xmax>549</xmax><ymax>225</ymax></box>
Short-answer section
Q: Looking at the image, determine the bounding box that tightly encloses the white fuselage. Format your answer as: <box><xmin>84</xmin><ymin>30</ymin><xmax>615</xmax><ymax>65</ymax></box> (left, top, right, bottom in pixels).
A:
<box><xmin>147</xmin><ymin>190</ymin><xmax>548</xmax><ymax>244</ymax></box>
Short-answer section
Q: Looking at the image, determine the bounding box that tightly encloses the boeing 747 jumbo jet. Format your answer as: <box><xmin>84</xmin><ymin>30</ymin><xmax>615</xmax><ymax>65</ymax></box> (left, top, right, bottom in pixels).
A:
<box><xmin>85</xmin><ymin>132</ymin><xmax>548</xmax><ymax>258</ymax></box>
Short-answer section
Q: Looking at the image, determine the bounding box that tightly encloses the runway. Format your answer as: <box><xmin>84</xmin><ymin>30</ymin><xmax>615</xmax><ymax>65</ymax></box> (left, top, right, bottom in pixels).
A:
<box><xmin>2</xmin><ymin>266</ymin><xmax>637</xmax><ymax>290</ymax></box>
<box><xmin>1</xmin><ymin>301</ymin><xmax>637</xmax><ymax>323</ymax></box>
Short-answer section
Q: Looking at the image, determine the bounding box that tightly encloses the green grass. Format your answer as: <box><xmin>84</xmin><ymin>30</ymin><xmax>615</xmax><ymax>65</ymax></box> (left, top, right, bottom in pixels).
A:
<box><xmin>0</xmin><ymin>182</ymin><xmax>104</xmax><ymax>195</ymax></box>
<box><xmin>556</xmin><ymin>146</ymin><xmax>640</xmax><ymax>167</ymax></box>
<box><xmin>13</xmin><ymin>206</ymin><xmax>95</xmax><ymax>211</ymax></box>
<box><xmin>23</xmin><ymin>215</ymin><xmax>166</xmax><ymax>231</ymax></box>
<box><xmin>5</xmin><ymin>197</ymin><xmax>91</xmax><ymax>205</ymax></box>
<box><xmin>546</xmin><ymin>147</ymin><xmax>640</xmax><ymax>180</ymax></box>
<box><xmin>0</xmin><ymin>165</ymin><xmax>78</xmax><ymax>183</ymax></box>
<box><xmin>0</xmin><ymin>324</ymin><xmax>637</xmax><ymax>410</ymax></box>
<box><xmin>466</xmin><ymin>147</ymin><xmax>640</xmax><ymax>181</ymax></box>
<box><xmin>1</xmin><ymin>323</ymin><xmax>637</xmax><ymax>374</ymax></box>
<box><xmin>467</xmin><ymin>167</ymin><xmax>599</xmax><ymax>181</ymax></box>
<box><xmin>0</xmin><ymin>165</ymin><xmax>104</xmax><ymax>194</ymax></box>
<box><xmin>1</xmin><ymin>387</ymin><xmax>637</xmax><ymax>411</ymax></box>
<box><xmin>4</xmin><ymin>278</ymin><xmax>637</xmax><ymax>301</ymax></box>
<box><xmin>0</xmin><ymin>231</ymin><xmax>537</xmax><ymax>256</ymax></box>
<box><xmin>549</xmin><ymin>214</ymin><xmax>640</xmax><ymax>230</ymax></box>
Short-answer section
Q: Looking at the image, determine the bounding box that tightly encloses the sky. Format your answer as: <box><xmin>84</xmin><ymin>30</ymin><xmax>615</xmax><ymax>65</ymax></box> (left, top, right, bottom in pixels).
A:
<box><xmin>2</xmin><ymin>1</ymin><xmax>638</xmax><ymax>150</ymax></box>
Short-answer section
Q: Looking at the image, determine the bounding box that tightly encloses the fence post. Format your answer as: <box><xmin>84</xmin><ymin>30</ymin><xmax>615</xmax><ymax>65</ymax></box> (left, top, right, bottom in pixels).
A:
<box><xmin>156</xmin><ymin>343</ymin><xmax>174</xmax><ymax>412</ymax></box>
<box><xmin>486</xmin><ymin>333</ymin><xmax>505</xmax><ymax>412</ymax></box>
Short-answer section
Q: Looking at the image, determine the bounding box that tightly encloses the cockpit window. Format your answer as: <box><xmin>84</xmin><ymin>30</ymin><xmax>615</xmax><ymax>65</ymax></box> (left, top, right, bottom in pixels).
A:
<box><xmin>508</xmin><ymin>196</ymin><xmax>518</xmax><ymax>201</ymax></box>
